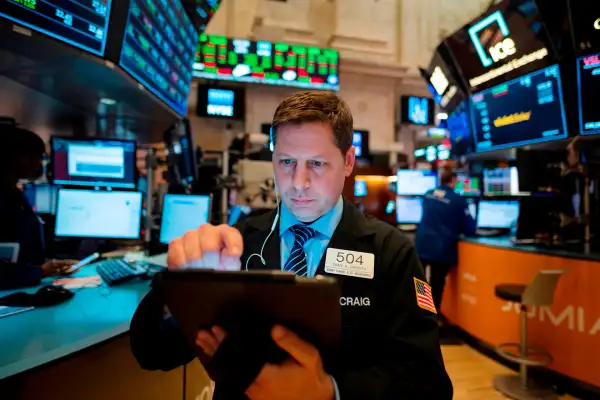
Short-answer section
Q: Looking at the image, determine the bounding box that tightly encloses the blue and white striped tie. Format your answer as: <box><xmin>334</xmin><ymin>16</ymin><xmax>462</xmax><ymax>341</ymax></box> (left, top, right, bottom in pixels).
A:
<box><xmin>284</xmin><ymin>225</ymin><xmax>317</xmax><ymax>277</ymax></box>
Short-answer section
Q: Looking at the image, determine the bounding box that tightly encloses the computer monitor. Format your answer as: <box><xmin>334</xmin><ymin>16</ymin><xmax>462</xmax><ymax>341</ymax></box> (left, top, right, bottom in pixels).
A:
<box><xmin>22</xmin><ymin>184</ymin><xmax>58</xmax><ymax>214</ymax></box>
<box><xmin>353</xmin><ymin>130</ymin><xmax>370</xmax><ymax>158</ymax></box>
<box><xmin>396</xmin><ymin>170</ymin><xmax>438</xmax><ymax>196</ymax></box>
<box><xmin>160</xmin><ymin>194</ymin><xmax>212</xmax><ymax>245</ymax></box>
<box><xmin>483</xmin><ymin>167</ymin><xmax>519</xmax><ymax>195</ymax></box>
<box><xmin>55</xmin><ymin>189</ymin><xmax>142</xmax><ymax>239</ymax></box>
<box><xmin>455</xmin><ymin>174</ymin><xmax>481</xmax><ymax>196</ymax></box>
<box><xmin>354</xmin><ymin>180</ymin><xmax>367</xmax><ymax>197</ymax></box>
<box><xmin>477</xmin><ymin>200</ymin><xmax>520</xmax><ymax>229</ymax></box>
<box><xmin>396</xmin><ymin>197</ymin><xmax>423</xmax><ymax>224</ymax></box>
<box><xmin>51</xmin><ymin>137</ymin><xmax>136</xmax><ymax>189</ymax></box>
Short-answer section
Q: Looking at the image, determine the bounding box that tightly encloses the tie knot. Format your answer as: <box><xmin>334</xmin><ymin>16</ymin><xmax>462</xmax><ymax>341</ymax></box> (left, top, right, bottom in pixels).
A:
<box><xmin>290</xmin><ymin>225</ymin><xmax>317</xmax><ymax>246</ymax></box>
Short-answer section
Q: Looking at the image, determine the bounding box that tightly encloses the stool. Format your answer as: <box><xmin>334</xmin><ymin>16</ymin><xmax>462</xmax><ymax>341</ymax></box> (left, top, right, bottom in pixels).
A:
<box><xmin>493</xmin><ymin>269</ymin><xmax>568</xmax><ymax>400</ymax></box>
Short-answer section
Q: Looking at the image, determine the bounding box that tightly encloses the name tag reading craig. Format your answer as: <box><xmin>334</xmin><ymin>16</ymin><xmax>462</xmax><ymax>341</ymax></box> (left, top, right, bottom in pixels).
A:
<box><xmin>324</xmin><ymin>248</ymin><xmax>374</xmax><ymax>279</ymax></box>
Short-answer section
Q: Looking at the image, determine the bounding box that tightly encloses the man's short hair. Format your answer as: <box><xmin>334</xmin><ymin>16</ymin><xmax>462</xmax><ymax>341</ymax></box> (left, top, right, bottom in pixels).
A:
<box><xmin>271</xmin><ymin>91</ymin><xmax>354</xmax><ymax>155</ymax></box>
<box><xmin>440</xmin><ymin>169</ymin><xmax>457</xmax><ymax>186</ymax></box>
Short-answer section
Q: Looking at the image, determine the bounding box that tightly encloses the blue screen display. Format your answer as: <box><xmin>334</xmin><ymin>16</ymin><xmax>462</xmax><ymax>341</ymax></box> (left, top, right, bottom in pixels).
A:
<box><xmin>354</xmin><ymin>180</ymin><xmax>367</xmax><ymax>197</ymax></box>
<box><xmin>353</xmin><ymin>131</ymin><xmax>363</xmax><ymax>157</ymax></box>
<box><xmin>470</xmin><ymin>64</ymin><xmax>568</xmax><ymax>152</ymax></box>
<box><xmin>447</xmin><ymin>100</ymin><xmax>474</xmax><ymax>156</ymax></box>
<box><xmin>160</xmin><ymin>194</ymin><xmax>211</xmax><ymax>244</ymax></box>
<box><xmin>207</xmin><ymin>88</ymin><xmax>235</xmax><ymax>117</ymax></box>
<box><xmin>119</xmin><ymin>0</ymin><xmax>198</xmax><ymax>116</ymax></box>
<box><xmin>577</xmin><ymin>53</ymin><xmax>600</xmax><ymax>135</ymax></box>
<box><xmin>1</xmin><ymin>0</ymin><xmax>112</xmax><ymax>56</ymax></box>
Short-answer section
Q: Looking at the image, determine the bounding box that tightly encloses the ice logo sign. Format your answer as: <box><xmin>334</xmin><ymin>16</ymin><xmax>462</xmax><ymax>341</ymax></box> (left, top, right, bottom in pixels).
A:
<box><xmin>408</xmin><ymin>97</ymin><xmax>429</xmax><ymax>125</ymax></box>
<box><xmin>469</xmin><ymin>10</ymin><xmax>516</xmax><ymax>67</ymax></box>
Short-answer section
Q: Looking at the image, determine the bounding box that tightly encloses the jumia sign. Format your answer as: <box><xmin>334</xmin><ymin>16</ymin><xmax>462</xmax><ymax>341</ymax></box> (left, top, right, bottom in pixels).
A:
<box><xmin>469</xmin><ymin>10</ymin><xmax>517</xmax><ymax>67</ymax></box>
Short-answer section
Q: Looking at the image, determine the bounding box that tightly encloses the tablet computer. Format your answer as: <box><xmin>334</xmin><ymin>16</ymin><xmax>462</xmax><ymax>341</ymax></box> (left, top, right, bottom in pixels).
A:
<box><xmin>157</xmin><ymin>269</ymin><xmax>341</xmax><ymax>366</ymax></box>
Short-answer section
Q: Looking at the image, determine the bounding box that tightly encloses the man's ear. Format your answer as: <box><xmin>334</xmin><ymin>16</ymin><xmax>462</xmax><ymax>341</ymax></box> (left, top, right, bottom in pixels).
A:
<box><xmin>345</xmin><ymin>146</ymin><xmax>356</xmax><ymax>177</ymax></box>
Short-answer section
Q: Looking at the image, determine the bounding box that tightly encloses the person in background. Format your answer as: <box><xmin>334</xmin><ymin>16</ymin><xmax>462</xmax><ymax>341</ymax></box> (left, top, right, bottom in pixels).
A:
<box><xmin>414</xmin><ymin>168</ymin><xmax>476</xmax><ymax>314</ymax></box>
<box><xmin>0</xmin><ymin>124</ymin><xmax>76</xmax><ymax>290</ymax></box>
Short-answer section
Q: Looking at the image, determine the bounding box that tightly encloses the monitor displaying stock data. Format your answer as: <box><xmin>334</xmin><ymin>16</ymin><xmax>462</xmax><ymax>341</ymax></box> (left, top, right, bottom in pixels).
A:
<box><xmin>1</xmin><ymin>0</ymin><xmax>113</xmax><ymax>56</ymax></box>
<box><xmin>193</xmin><ymin>34</ymin><xmax>340</xmax><ymax>91</ymax></box>
<box><xmin>119</xmin><ymin>0</ymin><xmax>198</xmax><ymax>116</ymax></box>
<box><xmin>577</xmin><ymin>53</ymin><xmax>600</xmax><ymax>135</ymax></box>
<box><xmin>396</xmin><ymin>170</ymin><xmax>438</xmax><ymax>196</ymax></box>
<box><xmin>470</xmin><ymin>64</ymin><xmax>568</xmax><ymax>152</ymax></box>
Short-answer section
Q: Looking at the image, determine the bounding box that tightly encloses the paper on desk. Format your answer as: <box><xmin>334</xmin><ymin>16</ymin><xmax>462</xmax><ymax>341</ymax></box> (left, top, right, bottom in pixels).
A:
<box><xmin>53</xmin><ymin>276</ymin><xmax>102</xmax><ymax>289</ymax></box>
<box><xmin>0</xmin><ymin>306</ymin><xmax>34</xmax><ymax>318</ymax></box>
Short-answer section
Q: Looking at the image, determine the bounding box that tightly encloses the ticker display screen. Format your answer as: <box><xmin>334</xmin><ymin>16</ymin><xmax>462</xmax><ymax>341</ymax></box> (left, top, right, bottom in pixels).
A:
<box><xmin>577</xmin><ymin>53</ymin><xmax>600</xmax><ymax>135</ymax></box>
<box><xmin>119</xmin><ymin>0</ymin><xmax>198</xmax><ymax>116</ymax></box>
<box><xmin>195</xmin><ymin>0</ymin><xmax>221</xmax><ymax>32</ymax></box>
<box><xmin>470</xmin><ymin>64</ymin><xmax>567</xmax><ymax>152</ymax></box>
<box><xmin>447</xmin><ymin>100</ymin><xmax>474</xmax><ymax>156</ymax></box>
<box><xmin>447</xmin><ymin>0</ymin><xmax>555</xmax><ymax>91</ymax></box>
<box><xmin>193</xmin><ymin>34</ymin><xmax>340</xmax><ymax>91</ymax></box>
<box><xmin>1</xmin><ymin>0</ymin><xmax>112</xmax><ymax>56</ymax></box>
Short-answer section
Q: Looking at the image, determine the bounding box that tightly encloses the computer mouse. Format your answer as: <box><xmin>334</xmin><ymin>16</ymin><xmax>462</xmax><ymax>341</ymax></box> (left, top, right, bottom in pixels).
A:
<box><xmin>34</xmin><ymin>285</ymin><xmax>75</xmax><ymax>306</ymax></box>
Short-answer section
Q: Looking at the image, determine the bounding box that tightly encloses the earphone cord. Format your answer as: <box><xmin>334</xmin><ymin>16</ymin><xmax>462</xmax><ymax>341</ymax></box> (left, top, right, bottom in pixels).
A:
<box><xmin>245</xmin><ymin>189</ymin><xmax>280</xmax><ymax>271</ymax></box>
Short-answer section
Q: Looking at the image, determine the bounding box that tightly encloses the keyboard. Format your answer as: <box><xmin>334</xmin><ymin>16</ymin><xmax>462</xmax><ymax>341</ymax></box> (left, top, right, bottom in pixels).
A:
<box><xmin>95</xmin><ymin>259</ymin><xmax>148</xmax><ymax>286</ymax></box>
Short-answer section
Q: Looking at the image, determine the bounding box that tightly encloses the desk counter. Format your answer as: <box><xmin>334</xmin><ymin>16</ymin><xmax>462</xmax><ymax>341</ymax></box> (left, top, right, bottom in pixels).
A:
<box><xmin>0</xmin><ymin>262</ymin><xmax>212</xmax><ymax>400</ymax></box>
<box><xmin>442</xmin><ymin>238</ymin><xmax>600</xmax><ymax>391</ymax></box>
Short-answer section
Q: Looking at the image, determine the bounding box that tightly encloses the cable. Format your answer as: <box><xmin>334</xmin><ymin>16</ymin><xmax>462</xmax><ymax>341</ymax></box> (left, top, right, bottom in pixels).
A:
<box><xmin>245</xmin><ymin>178</ymin><xmax>280</xmax><ymax>271</ymax></box>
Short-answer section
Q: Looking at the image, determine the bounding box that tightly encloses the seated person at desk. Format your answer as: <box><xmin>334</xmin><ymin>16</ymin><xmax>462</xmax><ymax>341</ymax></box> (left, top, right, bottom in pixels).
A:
<box><xmin>415</xmin><ymin>168</ymin><xmax>476</xmax><ymax>313</ymax></box>
<box><xmin>0</xmin><ymin>125</ymin><xmax>76</xmax><ymax>290</ymax></box>
<box><xmin>130</xmin><ymin>92</ymin><xmax>452</xmax><ymax>400</ymax></box>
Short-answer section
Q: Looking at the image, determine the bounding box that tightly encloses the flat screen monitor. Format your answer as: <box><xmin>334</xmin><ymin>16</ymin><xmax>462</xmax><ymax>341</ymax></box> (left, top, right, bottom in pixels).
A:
<box><xmin>396</xmin><ymin>197</ymin><xmax>423</xmax><ymax>224</ymax></box>
<box><xmin>353</xmin><ymin>130</ymin><xmax>369</xmax><ymax>158</ymax></box>
<box><xmin>1</xmin><ymin>0</ymin><xmax>112</xmax><ymax>56</ymax></box>
<box><xmin>396</xmin><ymin>170</ymin><xmax>438</xmax><ymax>196</ymax></box>
<box><xmin>455</xmin><ymin>174</ymin><xmax>481</xmax><ymax>196</ymax></box>
<box><xmin>164</xmin><ymin>119</ymin><xmax>197</xmax><ymax>186</ymax></box>
<box><xmin>119</xmin><ymin>0</ymin><xmax>198</xmax><ymax>116</ymax></box>
<box><xmin>577</xmin><ymin>53</ymin><xmax>600</xmax><ymax>135</ymax></box>
<box><xmin>354</xmin><ymin>180</ymin><xmax>367</xmax><ymax>197</ymax></box>
<box><xmin>470</xmin><ymin>64</ymin><xmax>568</xmax><ymax>152</ymax></box>
<box><xmin>400</xmin><ymin>96</ymin><xmax>435</xmax><ymax>125</ymax></box>
<box><xmin>447</xmin><ymin>100</ymin><xmax>474</xmax><ymax>156</ymax></box>
<box><xmin>196</xmin><ymin>85</ymin><xmax>245</xmax><ymax>120</ymax></box>
<box><xmin>51</xmin><ymin>137</ymin><xmax>136</xmax><ymax>189</ymax></box>
<box><xmin>483</xmin><ymin>167</ymin><xmax>519</xmax><ymax>195</ymax></box>
<box><xmin>22</xmin><ymin>184</ymin><xmax>58</xmax><ymax>214</ymax></box>
<box><xmin>193</xmin><ymin>34</ymin><xmax>340</xmax><ymax>91</ymax></box>
<box><xmin>159</xmin><ymin>194</ymin><xmax>211</xmax><ymax>244</ymax></box>
<box><xmin>477</xmin><ymin>200</ymin><xmax>520</xmax><ymax>229</ymax></box>
<box><xmin>447</xmin><ymin>0</ymin><xmax>556</xmax><ymax>91</ymax></box>
<box><xmin>55</xmin><ymin>189</ymin><xmax>142</xmax><ymax>239</ymax></box>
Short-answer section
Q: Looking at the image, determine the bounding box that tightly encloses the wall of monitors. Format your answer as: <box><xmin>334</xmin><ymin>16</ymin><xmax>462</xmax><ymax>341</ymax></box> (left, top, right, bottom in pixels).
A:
<box><xmin>193</xmin><ymin>34</ymin><xmax>340</xmax><ymax>91</ymax></box>
<box><xmin>1</xmin><ymin>0</ymin><xmax>113</xmax><ymax>56</ymax></box>
<box><xmin>118</xmin><ymin>0</ymin><xmax>198</xmax><ymax>116</ymax></box>
<box><xmin>470</xmin><ymin>64</ymin><xmax>568</xmax><ymax>152</ymax></box>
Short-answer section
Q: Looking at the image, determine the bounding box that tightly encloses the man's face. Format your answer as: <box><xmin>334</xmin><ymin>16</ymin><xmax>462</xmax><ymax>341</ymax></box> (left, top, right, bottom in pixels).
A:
<box><xmin>273</xmin><ymin>122</ymin><xmax>355</xmax><ymax>222</ymax></box>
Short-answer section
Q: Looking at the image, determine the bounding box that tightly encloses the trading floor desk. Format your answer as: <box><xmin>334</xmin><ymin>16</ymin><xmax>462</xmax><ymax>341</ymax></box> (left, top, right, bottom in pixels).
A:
<box><xmin>0</xmin><ymin>262</ymin><xmax>213</xmax><ymax>400</ymax></box>
<box><xmin>442</xmin><ymin>237</ymin><xmax>600</xmax><ymax>392</ymax></box>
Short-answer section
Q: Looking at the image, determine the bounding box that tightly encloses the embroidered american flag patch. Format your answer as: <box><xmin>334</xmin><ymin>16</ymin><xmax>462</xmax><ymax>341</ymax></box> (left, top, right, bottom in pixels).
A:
<box><xmin>414</xmin><ymin>278</ymin><xmax>437</xmax><ymax>314</ymax></box>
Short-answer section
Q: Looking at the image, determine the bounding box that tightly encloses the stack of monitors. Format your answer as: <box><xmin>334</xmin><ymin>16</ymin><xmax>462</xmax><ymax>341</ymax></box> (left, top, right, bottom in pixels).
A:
<box><xmin>353</xmin><ymin>130</ymin><xmax>369</xmax><ymax>158</ymax></box>
<box><xmin>119</xmin><ymin>0</ymin><xmax>198</xmax><ymax>116</ymax></box>
<box><xmin>1</xmin><ymin>0</ymin><xmax>113</xmax><ymax>56</ymax></box>
<box><xmin>470</xmin><ymin>64</ymin><xmax>568</xmax><ymax>152</ymax></box>
<box><xmin>193</xmin><ymin>34</ymin><xmax>340</xmax><ymax>91</ymax></box>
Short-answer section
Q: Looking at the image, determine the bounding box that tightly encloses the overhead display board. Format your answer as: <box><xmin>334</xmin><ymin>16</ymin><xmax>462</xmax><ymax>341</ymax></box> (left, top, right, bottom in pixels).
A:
<box><xmin>568</xmin><ymin>0</ymin><xmax>600</xmax><ymax>56</ymax></box>
<box><xmin>119</xmin><ymin>0</ymin><xmax>198</xmax><ymax>116</ymax></box>
<box><xmin>1</xmin><ymin>0</ymin><xmax>113</xmax><ymax>56</ymax></box>
<box><xmin>193</xmin><ymin>34</ymin><xmax>340</xmax><ymax>91</ymax></box>
<box><xmin>400</xmin><ymin>96</ymin><xmax>435</xmax><ymax>125</ymax></box>
<box><xmin>470</xmin><ymin>64</ymin><xmax>568</xmax><ymax>152</ymax></box>
<box><xmin>577</xmin><ymin>53</ymin><xmax>600</xmax><ymax>135</ymax></box>
<box><xmin>422</xmin><ymin>42</ymin><xmax>467</xmax><ymax>113</ymax></box>
<box><xmin>447</xmin><ymin>0</ymin><xmax>556</xmax><ymax>92</ymax></box>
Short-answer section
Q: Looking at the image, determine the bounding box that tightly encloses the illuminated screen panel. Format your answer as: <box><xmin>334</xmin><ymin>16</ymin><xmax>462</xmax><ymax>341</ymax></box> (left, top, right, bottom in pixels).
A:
<box><xmin>447</xmin><ymin>0</ymin><xmax>556</xmax><ymax>91</ymax></box>
<box><xmin>194</xmin><ymin>0</ymin><xmax>222</xmax><ymax>32</ymax></box>
<box><xmin>1</xmin><ymin>0</ymin><xmax>112</xmax><ymax>56</ymax></box>
<box><xmin>400</xmin><ymin>96</ymin><xmax>435</xmax><ymax>125</ymax></box>
<box><xmin>470</xmin><ymin>64</ymin><xmax>567</xmax><ymax>152</ymax></box>
<box><xmin>447</xmin><ymin>100</ymin><xmax>474</xmax><ymax>156</ymax></box>
<box><xmin>577</xmin><ymin>53</ymin><xmax>600</xmax><ymax>135</ymax></box>
<box><xmin>193</xmin><ymin>34</ymin><xmax>340</xmax><ymax>91</ymax></box>
<box><xmin>119</xmin><ymin>0</ymin><xmax>198</xmax><ymax>116</ymax></box>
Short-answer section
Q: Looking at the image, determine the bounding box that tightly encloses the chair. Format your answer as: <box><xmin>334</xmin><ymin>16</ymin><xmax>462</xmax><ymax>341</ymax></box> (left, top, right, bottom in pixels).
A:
<box><xmin>493</xmin><ymin>269</ymin><xmax>568</xmax><ymax>400</ymax></box>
